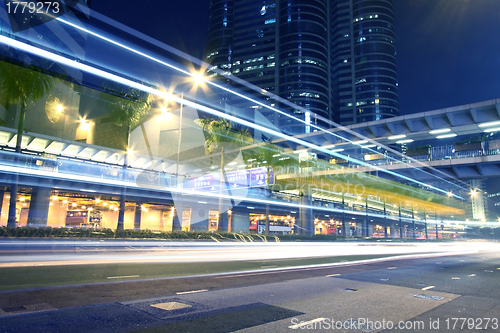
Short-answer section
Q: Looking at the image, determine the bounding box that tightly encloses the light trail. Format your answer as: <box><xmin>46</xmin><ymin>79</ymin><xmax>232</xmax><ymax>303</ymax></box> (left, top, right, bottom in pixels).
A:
<box><xmin>0</xmin><ymin>240</ymin><xmax>495</xmax><ymax>268</ymax></box>
<box><xmin>0</xmin><ymin>18</ymin><xmax>464</xmax><ymax>199</ymax></box>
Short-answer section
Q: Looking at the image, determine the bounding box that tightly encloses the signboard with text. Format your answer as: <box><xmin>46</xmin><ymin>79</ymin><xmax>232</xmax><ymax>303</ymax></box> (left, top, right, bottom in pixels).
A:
<box><xmin>183</xmin><ymin>166</ymin><xmax>274</xmax><ymax>191</ymax></box>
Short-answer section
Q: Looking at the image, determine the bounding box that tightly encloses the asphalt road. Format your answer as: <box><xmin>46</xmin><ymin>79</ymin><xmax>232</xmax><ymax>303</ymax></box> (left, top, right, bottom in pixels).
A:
<box><xmin>0</xmin><ymin>241</ymin><xmax>499</xmax><ymax>332</ymax></box>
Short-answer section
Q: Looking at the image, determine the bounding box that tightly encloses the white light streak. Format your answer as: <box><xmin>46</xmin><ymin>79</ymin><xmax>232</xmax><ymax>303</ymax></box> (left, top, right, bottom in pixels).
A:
<box><xmin>388</xmin><ymin>134</ymin><xmax>406</xmax><ymax>140</ymax></box>
<box><xmin>0</xmin><ymin>31</ymin><xmax>462</xmax><ymax>199</ymax></box>
<box><xmin>478</xmin><ymin>120</ymin><xmax>500</xmax><ymax>128</ymax></box>
<box><xmin>436</xmin><ymin>133</ymin><xmax>458</xmax><ymax>139</ymax></box>
<box><xmin>429</xmin><ymin>128</ymin><xmax>451</xmax><ymax>134</ymax></box>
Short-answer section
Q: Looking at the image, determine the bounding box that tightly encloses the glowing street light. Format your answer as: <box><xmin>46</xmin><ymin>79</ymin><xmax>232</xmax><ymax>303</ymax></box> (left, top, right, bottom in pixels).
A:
<box><xmin>192</xmin><ymin>71</ymin><xmax>205</xmax><ymax>86</ymax></box>
<box><xmin>79</xmin><ymin>117</ymin><xmax>90</xmax><ymax>131</ymax></box>
<box><xmin>159</xmin><ymin>106</ymin><xmax>172</xmax><ymax>122</ymax></box>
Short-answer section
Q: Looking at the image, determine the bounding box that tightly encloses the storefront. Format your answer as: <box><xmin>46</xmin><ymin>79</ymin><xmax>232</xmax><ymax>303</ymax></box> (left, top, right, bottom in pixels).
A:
<box><xmin>0</xmin><ymin>189</ymin><xmax>175</xmax><ymax>230</ymax></box>
<box><xmin>249</xmin><ymin>213</ymin><xmax>294</xmax><ymax>235</ymax></box>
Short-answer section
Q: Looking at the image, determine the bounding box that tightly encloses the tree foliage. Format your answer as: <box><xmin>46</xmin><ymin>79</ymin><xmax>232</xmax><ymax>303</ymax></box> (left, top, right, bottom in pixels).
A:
<box><xmin>0</xmin><ymin>58</ymin><xmax>59</xmax><ymax>228</ymax></box>
<box><xmin>0</xmin><ymin>59</ymin><xmax>57</xmax><ymax>113</ymax></box>
<box><xmin>195</xmin><ymin>117</ymin><xmax>253</xmax><ymax>154</ymax></box>
<box><xmin>99</xmin><ymin>83</ymin><xmax>154</xmax><ymax>136</ymax></box>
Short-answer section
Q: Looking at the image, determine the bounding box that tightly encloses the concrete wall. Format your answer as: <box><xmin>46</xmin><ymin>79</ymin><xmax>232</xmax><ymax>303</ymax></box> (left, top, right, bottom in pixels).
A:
<box><xmin>231</xmin><ymin>210</ymin><xmax>250</xmax><ymax>233</ymax></box>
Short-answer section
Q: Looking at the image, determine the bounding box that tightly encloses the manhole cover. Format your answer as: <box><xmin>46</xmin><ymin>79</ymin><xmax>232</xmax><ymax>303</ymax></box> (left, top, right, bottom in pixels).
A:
<box><xmin>414</xmin><ymin>294</ymin><xmax>444</xmax><ymax>301</ymax></box>
<box><xmin>151</xmin><ymin>302</ymin><xmax>192</xmax><ymax>311</ymax></box>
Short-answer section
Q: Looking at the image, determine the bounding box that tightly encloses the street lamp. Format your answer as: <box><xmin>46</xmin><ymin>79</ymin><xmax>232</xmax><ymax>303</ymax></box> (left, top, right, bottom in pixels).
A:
<box><xmin>159</xmin><ymin>106</ymin><xmax>172</xmax><ymax>122</ymax></box>
<box><xmin>165</xmin><ymin>74</ymin><xmax>207</xmax><ymax>231</ymax></box>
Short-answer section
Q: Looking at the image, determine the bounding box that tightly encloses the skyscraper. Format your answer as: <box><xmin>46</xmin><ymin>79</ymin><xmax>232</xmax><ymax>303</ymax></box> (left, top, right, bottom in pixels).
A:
<box><xmin>205</xmin><ymin>0</ymin><xmax>399</xmax><ymax>130</ymax></box>
<box><xmin>330</xmin><ymin>0</ymin><xmax>399</xmax><ymax>125</ymax></box>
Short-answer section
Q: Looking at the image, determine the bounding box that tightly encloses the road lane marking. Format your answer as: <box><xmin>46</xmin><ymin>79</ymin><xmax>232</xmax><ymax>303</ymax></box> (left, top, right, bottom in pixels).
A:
<box><xmin>107</xmin><ymin>275</ymin><xmax>140</xmax><ymax>279</ymax></box>
<box><xmin>468</xmin><ymin>274</ymin><xmax>476</xmax><ymax>277</ymax></box>
<box><xmin>452</xmin><ymin>277</ymin><xmax>460</xmax><ymax>279</ymax></box>
<box><xmin>176</xmin><ymin>289</ymin><xmax>208</xmax><ymax>295</ymax></box>
<box><xmin>422</xmin><ymin>286</ymin><xmax>435</xmax><ymax>290</ymax></box>
<box><xmin>414</xmin><ymin>294</ymin><xmax>444</xmax><ymax>301</ymax></box>
<box><xmin>289</xmin><ymin>318</ymin><xmax>326</xmax><ymax>329</ymax></box>
<box><xmin>326</xmin><ymin>274</ymin><xmax>341</xmax><ymax>277</ymax></box>
<box><xmin>387</xmin><ymin>267</ymin><xmax>397</xmax><ymax>269</ymax></box>
<box><xmin>215</xmin><ymin>266</ymin><xmax>331</xmax><ymax>279</ymax></box>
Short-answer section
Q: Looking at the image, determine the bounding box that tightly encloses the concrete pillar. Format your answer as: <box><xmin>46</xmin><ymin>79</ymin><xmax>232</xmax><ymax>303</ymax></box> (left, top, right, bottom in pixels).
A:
<box><xmin>27</xmin><ymin>187</ymin><xmax>51</xmax><ymax>227</ymax></box>
<box><xmin>218</xmin><ymin>212</ymin><xmax>229</xmax><ymax>232</ymax></box>
<box><xmin>341</xmin><ymin>194</ymin><xmax>347</xmax><ymax>237</ymax></box>
<box><xmin>363</xmin><ymin>198</ymin><xmax>368</xmax><ymax>237</ymax></box>
<box><xmin>424</xmin><ymin>220</ymin><xmax>428</xmax><ymax>240</ymax></box>
<box><xmin>384</xmin><ymin>201</ymin><xmax>388</xmax><ymax>238</ymax></box>
<box><xmin>299</xmin><ymin>188</ymin><xmax>314</xmax><ymax>236</ymax></box>
<box><xmin>412</xmin><ymin>210</ymin><xmax>416</xmax><ymax>239</ymax></box>
<box><xmin>134</xmin><ymin>203</ymin><xmax>141</xmax><ymax>230</ymax></box>
<box><xmin>0</xmin><ymin>190</ymin><xmax>4</xmax><ymax>220</ymax></box>
<box><xmin>399</xmin><ymin>207</ymin><xmax>403</xmax><ymax>238</ymax></box>
<box><xmin>172</xmin><ymin>196</ymin><xmax>183</xmax><ymax>231</ymax></box>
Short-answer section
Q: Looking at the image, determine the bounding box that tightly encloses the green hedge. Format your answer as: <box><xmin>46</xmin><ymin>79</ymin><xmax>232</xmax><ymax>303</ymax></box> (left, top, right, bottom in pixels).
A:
<box><xmin>1</xmin><ymin>226</ymin><xmax>499</xmax><ymax>241</ymax></box>
<box><xmin>0</xmin><ymin>227</ymin><xmax>273</xmax><ymax>241</ymax></box>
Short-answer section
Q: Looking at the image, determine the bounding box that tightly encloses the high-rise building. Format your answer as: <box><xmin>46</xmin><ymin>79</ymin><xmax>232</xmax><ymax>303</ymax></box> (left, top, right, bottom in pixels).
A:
<box><xmin>330</xmin><ymin>0</ymin><xmax>399</xmax><ymax>125</ymax></box>
<box><xmin>205</xmin><ymin>0</ymin><xmax>399</xmax><ymax>130</ymax></box>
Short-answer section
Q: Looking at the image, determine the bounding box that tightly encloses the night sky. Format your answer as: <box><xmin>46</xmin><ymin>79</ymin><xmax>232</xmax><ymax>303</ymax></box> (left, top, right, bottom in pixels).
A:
<box><xmin>92</xmin><ymin>0</ymin><xmax>500</xmax><ymax>116</ymax></box>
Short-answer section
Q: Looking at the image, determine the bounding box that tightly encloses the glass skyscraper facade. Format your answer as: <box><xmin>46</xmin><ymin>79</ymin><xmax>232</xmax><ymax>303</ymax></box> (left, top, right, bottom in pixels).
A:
<box><xmin>205</xmin><ymin>0</ymin><xmax>399</xmax><ymax>129</ymax></box>
<box><xmin>331</xmin><ymin>0</ymin><xmax>399</xmax><ymax>125</ymax></box>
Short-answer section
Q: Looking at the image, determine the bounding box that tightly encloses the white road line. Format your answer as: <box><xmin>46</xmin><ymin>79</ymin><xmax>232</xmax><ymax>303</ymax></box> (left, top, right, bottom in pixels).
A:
<box><xmin>215</xmin><ymin>266</ymin><xmax>329</xmax><ymax>279</ymax></box>
<box><xmin>176</xmin><ymin>289</ymin><xmax>208</xmax><ymax>295</ymax></box>
<box><xmin>326</xmin><ymin>274</ymin><xmax>341</xmax><ymax>277</ymax></box>
<box><xmin>468</xmin><ymin>274</ymin><xmax>476</xmax><ymax>277</ymax></box>
<box><xmin>387</xmin><ymin>267</ymin><xmax>397</xmax><ymax>269</ymax></box>
<box><xmin>289</xmin><ymin>318</ymin><xmax>327</xmax><ymax>329</ymax></box>
<box><xmin>107</xmin><ymin>275</ymin><xmax>140</xmax><ymax>279</ymax></box>
<box><xmin>422</xmin><ymin>286</ymin><xmax>435</xmax><ymax>290</ymax></box>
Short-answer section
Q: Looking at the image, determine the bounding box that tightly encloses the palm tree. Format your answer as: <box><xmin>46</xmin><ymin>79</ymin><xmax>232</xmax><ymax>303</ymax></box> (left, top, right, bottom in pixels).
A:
<box><xmin>0</xmin><ymin>60</ymin><xmax>57</xmax><ymax>228</ymax></box>
<box><xmin>196</xmin><ymin>118</ymin><xmax>253</xmax><ymax>154</ymax></box>
<box><xmin>246</xmin><ymin>142</ymin><xmax>288</xmax><ymax>235</ymax></box>
<box><xmin>99</xmin><ymin>84</ymin><xmax>153</xmax><ymax>230</ymax></box>
<box><xmin>196</xmin><ymin>117</ymin><xmax>253</xmax><ymax>231</ymax></box>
